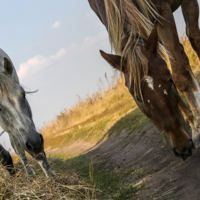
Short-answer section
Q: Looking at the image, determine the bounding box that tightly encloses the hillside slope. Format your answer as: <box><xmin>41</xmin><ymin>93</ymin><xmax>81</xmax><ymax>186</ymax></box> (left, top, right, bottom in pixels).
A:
<box><xmin>42</xmin><ymin>36</ymin><xmax>200</xmax><ymax>153</ymax></box>
<box><xmin>38</xmin><ymin>38</ymin><xmax>200</xmax><ymax>199</ymax></box>
<box><xmin>44</xmin><ymin>72</ymin><xmax>200</xmax><ymax>200</ymax></box>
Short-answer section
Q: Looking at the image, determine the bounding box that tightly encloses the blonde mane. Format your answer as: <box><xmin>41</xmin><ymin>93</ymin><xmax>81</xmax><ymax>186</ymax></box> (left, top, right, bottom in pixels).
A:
<box><xmin>104</xmin><ymin>0</ymin><xmax>168</xmax><ymax>100</ymax></box>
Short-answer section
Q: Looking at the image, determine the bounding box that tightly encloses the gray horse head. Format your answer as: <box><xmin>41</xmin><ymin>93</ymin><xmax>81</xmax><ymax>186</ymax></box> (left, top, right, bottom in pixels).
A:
<box><xmin>0</xmin><ymin>56</ymin><xmax>43</xmax><ymax>157</ymax></box>
<box><xmin>0</xmin><ymin>49</ymin><xmax>55</xmax><ymax>177</ymax></box>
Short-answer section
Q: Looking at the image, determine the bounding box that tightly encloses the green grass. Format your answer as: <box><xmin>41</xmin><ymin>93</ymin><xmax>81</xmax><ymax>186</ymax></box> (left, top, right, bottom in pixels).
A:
<box><xmin>49</xmin><ymin>154</ymin><xmax>148</xmax><ymax>199</ymax></box>
<box><xmin>107</xmin><ymin>108</ymin><xmax>151</xmax><ymax>137</ymax></box>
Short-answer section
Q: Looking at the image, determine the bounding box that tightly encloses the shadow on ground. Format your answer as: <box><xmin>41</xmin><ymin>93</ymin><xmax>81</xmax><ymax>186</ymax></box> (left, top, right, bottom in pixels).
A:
<box><xmin>84</xmin><ymin>114</ymin><xmax>200</xmax><ymax>199</ymax></box>
<box><xmin>47</xmin><ymin>108</ymin><xmax>200</xmax><ymax>200</ymax></box>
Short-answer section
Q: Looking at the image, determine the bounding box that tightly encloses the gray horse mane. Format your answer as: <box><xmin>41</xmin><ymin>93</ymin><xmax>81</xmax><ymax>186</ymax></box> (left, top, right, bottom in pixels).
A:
<box><xmin>0</xmin><ymin>72</ymin><xmax>38</xmax><ymax>98</ymax></box>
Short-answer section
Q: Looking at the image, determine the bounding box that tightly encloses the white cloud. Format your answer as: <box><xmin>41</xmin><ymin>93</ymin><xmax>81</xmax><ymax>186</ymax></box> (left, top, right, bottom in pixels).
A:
<box><xmin>52</xmin><ymin>21</ymin><xmax>61</xmax><ymax>29</ymax></box>
<box><xmin>18</xmin><ymin>48</ymin><xmax>67</xmax><ymax>80</ymax></box>
<box><xmin>50</xmin><ymin>48</ymin><xmax>66</xmax><ymax>60</ymax></box>
<box><xmin>18</xmin><ymin>31</ymin><xmax>109</xmax><ymax>81</ymax></box>
<box><xmin>17</xmin><ymin>30</ymin><xmax>112</xmax><ymax>129</ymax></box>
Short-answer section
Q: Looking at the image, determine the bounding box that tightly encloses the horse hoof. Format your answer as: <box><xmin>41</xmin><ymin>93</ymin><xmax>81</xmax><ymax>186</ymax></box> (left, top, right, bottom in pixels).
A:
<box><xmin>27</xmin><ymin>168</ymin><xmax>36</xmax><ymax>176</ymax></box>
<box><xmin>48</xmin><ymin>170</ymin><xmax>57</xmax><ymax>179</ymax></box>
<box><xmin>49</xmin><ymin>173</ymin><xmax>57</xmax><ymax>179</ymax></box>
<box><xmin>51</xmin><ymin>174</ymin><xmax>57</xmax><ymax>179</ymax></box>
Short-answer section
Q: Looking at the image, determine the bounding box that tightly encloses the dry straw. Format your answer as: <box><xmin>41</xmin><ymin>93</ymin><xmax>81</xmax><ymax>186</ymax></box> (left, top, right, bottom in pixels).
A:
<box><xmin>41</xmin><ymin>75</ymin><xmax>130</xmax><ymax>139</ymax></box>
<box><xmin>0</xmin><ymin>156</ymin><xmax>96</xmax><ymax>200</ymax></box>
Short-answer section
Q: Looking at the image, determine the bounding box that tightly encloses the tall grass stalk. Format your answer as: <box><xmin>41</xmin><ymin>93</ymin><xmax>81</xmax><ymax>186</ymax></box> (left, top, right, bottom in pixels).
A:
<box><xmin>41</xmin><ymin>74</ymin><xmax>130</xmax><ymax>138</ymax></box>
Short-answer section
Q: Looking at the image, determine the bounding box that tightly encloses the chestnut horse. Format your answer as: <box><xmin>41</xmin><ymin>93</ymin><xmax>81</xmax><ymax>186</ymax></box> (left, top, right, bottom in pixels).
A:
<box><xmin>88</xmin><ymin>0</ymin><xmax>200</xmax><ymax>160</ymax></box>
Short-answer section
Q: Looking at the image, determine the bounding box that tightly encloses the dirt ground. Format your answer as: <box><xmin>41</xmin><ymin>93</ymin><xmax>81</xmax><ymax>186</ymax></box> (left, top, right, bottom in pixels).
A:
<box><xmin>46</xmin><ymin>122</ymin><xmax>200</xmax><ymax>200</ymax></box>
<box><xmin>85</xmin><ymin>124</ymin><xmax>200</xmax><ymax>200</ymax></box>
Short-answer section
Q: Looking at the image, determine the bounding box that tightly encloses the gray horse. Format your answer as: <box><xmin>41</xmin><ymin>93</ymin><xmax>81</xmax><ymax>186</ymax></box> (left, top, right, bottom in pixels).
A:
<box><xmin>0</xmin><ymin>49</ymin><xmax>56</xmax><ymax>177</ymax></box>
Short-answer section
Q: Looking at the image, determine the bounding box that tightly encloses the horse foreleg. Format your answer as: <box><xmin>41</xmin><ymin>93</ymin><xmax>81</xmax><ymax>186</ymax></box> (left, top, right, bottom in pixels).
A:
<box><xmin>0</xmin><ymin>144</ymin><xmax>15</xmax><ymax>176</ymax></box>
<box><xmin>9</xmin><ymin>134</ymin><xmax>56</xmax><ymax>177</ymax></box>
<box><xmin>34</xmin><ymin>152</ymin><xmax>56</xmax><ymax>178</ymax></box>
<box><xmin>181</xmin><ymin>1</ymin><xmax>200</xmax><ymax>142</ymax></box>
<box><xmin>182</xmin><ymin>0</ymin><xmax>200</xmax><ymax>58</ymax></box>
<box><xmin>158</xmin><ymin>2</ymin><xmax>200</xmax><ymax>148</ymax></box>
<box><xmin>9</xmin><ymin>134</ymin><xmax>35</xmax><ymax>176</ymax></box>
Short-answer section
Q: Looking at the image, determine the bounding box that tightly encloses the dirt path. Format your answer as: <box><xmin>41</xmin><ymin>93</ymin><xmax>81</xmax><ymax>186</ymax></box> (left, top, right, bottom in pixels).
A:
<box><xmin>85</xmin><ymin>123</ymin><xmax>200</xmax><ymax>200</ymax></box>
<box><xmin>46</xmin><ymin>119</ymin><xmax>200</xmax><ymax>199</ymax></box>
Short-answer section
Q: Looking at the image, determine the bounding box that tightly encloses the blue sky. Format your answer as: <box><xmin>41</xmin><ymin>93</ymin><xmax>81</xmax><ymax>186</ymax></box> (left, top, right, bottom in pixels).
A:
<box><xmin>0</xmin><ymin>1</ymin><xmax>195</xmax><ymax>150</ymax></box>
<box><xmin>0</xmin><ymin>1</ymin><xmax>105</xmax><ymax>67</ymax></box>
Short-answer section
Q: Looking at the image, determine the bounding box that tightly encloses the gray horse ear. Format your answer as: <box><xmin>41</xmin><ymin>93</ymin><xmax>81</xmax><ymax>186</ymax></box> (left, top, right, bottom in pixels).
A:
<box><xmin>144</xmin><ymin>22</ymin><xmax>158</xmax><ymax>58</ymax></box>
<box><xmin>3</xmin><ymin>57</ymin><xmax>13</xmax><ymax>76</ymax></box>
<box><xmin>100</xmin><ymin>50</ymin><xmax>126</xmax><ymax>72</ymax></box>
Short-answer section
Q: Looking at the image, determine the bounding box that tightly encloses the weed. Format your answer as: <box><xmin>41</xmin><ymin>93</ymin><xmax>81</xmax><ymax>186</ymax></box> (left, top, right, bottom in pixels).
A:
<box><xmin>114</xmin><ymin>184</ymin><xmax>146</xmax><ymax>200</ymax></box>
<box><xmin>107</xmin><ymin>108</ymin><xmax>150</xmax><ymax>137</ymax></box>
<box><xmin>48</xmin><ymin>154</ymin><xmax>147</xmax><ymax>199</ymax></box>
<box><xmin>41</xmin><ymin>77</ymin><xmax>132</xmax><ymax>139</ymax></box>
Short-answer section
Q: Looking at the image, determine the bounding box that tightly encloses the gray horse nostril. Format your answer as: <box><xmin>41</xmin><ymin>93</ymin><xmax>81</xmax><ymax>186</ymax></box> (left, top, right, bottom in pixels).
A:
<box><xmin>26</xmin><ymin>143</ymin><xmax>34</xmax><ymax>152</ymax></box>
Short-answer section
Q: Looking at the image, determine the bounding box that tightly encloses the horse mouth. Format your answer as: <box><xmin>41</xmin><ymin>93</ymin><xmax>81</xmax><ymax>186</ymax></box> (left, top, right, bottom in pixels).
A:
<box><xmin>173</xmin><ymin>147</ymin><xmax>193</xmax><ymax>161</ymax></box>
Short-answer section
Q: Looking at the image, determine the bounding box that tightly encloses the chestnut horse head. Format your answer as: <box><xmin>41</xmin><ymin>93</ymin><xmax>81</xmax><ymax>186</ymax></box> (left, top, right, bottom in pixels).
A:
<box><xmin>100</xmin><ymin>24</ymin><xmax>193</xmax><ymax>160</ymax></box>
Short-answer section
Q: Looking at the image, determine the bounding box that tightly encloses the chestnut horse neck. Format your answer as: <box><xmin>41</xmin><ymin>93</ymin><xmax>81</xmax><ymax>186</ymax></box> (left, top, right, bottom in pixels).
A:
<box><xmin>104</xmin><ymin>0</ymin><xmax>168</xmax><ymax>100</ymax></box>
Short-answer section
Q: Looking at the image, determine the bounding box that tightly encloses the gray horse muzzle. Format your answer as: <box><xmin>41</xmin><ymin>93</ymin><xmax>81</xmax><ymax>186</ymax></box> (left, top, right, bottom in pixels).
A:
<box><xmin>25</xmin><ymin>132</ymin><xmax>44</xmax><ymax>156</ymax></box>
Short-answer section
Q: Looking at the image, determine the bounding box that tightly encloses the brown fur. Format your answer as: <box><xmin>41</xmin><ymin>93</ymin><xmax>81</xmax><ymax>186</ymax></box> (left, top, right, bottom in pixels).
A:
<box><xmin>89</xmin><ymin>0</ymin><xmax>200</xmax><ymax>149</ymax></box>
<box><xmin>104</xmin><ymin>0</ymin><xmax>168</xmax><ymax>100</ymax></box>
<box><xmin>88</xmin><ymin>0</ymin><xmax>200</xmax><ymax>159</ymax></box>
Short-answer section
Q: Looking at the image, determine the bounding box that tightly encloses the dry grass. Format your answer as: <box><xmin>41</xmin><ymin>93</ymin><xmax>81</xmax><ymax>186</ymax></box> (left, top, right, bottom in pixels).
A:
<box><xmin>0</xmin><ymin>154</ymin><xmax>146</xmax><ymax>200</ymax></box>
<box><xmin>41</xmin><ymin>75</ymin><xmax>131</xmax><ymax>139</ymax></box>
<box><xmin>181</xmin><ymin>34</ymin><xmax>200</xmax><ymax>70</ymax></box>
<box><xmin>0</xmin><ymin>156</ymin><xmax>95</xmax><ymax>200</ymax></box>
<box><xmin>41</xmin><ymin>37</ymin><xmax>200</xmax><ymax>146</ymax></box>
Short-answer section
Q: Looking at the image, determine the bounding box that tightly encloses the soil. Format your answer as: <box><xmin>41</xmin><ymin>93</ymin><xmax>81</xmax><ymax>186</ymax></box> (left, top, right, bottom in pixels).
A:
<box><xmin>46</xmin><ymin>122</ymin><xmax>200</xmax><ymax>200</ymax></box>
<box><xmin>86</xmin><ymin>123</ymin><xmax>200</xmax><ymax>200</ymax></box>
